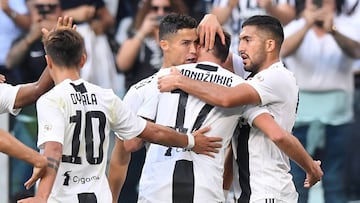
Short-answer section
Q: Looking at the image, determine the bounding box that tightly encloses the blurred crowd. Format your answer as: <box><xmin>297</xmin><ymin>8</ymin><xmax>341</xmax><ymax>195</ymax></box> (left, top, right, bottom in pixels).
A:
<box><xmin>1</xmin><ymin>0</ymin><xmax>359</xmax><ymax>202</ymax></box>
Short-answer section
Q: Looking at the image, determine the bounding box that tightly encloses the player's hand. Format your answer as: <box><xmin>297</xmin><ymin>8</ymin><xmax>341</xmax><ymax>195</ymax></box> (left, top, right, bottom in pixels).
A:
<box><xmin>17</xmin><ymin>196</ymin><xmax>46</xmax><ymax>203</ymax></box>
<box><xmin>257</xmin><ymin>0</ymin><xmax>273</xmax><ymax>9</ymax></box>
<box><xmin>197</xmin><ymin>14</ymin><xmax>225</xmax><ymax>50</ymax></box>
<box><xmin>304</xmin><ymin>160</ymin><xmax>323</xmax><ymax>188</ymax></box>
<box><xmin>0</xmin><ymin>0</ymin><xmax>11</xmax><ymax>13</ymax></box>
<box><xmin>42</xmin><ymin>15</ymin><xmax>76</xmax><ymax>36</ymax></box>
<box><xmin>191</xmin><ymin>126</ymin><xmax>222</xmax><ymax>158</ymax></box>
<box><xmin>24</xmin><ymin>155</ymin><xmax>48</xmax><ymax>190</ymax></box>
<box><xmin>158</xmin><ymin>67</ymin><xmax>183</xmax><ymax>92</ymax></box>
<box><xmin>0</xmin><ymin>74</ymin><xmax>6</xmax><ymax>83</ymax></box>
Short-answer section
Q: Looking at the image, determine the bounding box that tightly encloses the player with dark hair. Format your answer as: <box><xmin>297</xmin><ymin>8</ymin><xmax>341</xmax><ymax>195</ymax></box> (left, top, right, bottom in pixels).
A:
<box><xmin>18</xmin><ymin>20</ymin><xmax>221</xmax><ymax>203</ymax></box>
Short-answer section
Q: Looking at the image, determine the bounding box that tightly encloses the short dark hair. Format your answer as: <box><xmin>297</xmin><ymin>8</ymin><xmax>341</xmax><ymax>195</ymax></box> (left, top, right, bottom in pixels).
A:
<box><xmin>159</xmin><ymin>13</ymin><xmax>197</xmax><ymax>40</ymax></box>
<box><xmin>242</xmin><ymin>15</ymin><xmax>284</xmax><ymax>49</ymax></box>
<box><xmin>43</xmin><ymin>29</ymin><xmax>85</xmax><ymax>68</ymax></box>
<box><xmin>212</xmin><ymin>31</ymin><xmax>231</xmax><ymax>63</ymax></box>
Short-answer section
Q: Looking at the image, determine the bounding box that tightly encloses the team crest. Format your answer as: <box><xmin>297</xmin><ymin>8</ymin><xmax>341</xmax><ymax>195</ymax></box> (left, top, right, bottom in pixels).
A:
<box><xmin>43</xmin><ymin>124</ymin><xmax>52</xmax><ymax>131</ymax></box>
<box><xmin>255</xmin><ymin>74</ymin><xmax>264</xmax><ymax>82</ymax></box>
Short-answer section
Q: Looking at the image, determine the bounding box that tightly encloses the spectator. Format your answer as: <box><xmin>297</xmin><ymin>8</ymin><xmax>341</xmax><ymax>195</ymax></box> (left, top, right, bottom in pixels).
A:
<box><xmin>281</xmin><ymin>0</ymin><xmax>360</xmax><ymax>202</ymax></box>
<box><xmin>116</xmin><ymin>0</ymin><xmax>188</xmax><ymax>91</ymax></box>
<box><xmin>0</xmin><ymin>0</ymin><xmax>31</xmax><ymax>84</ymax></box>
<box><xmin>210</xmin><ymin>0</ymin><xmax>296</xmax><ymax>52</ymax></box>
<box><xmin>60</xmin><ymin>0</ymin><xmax>120</xmax><ymax>93</ymax></box>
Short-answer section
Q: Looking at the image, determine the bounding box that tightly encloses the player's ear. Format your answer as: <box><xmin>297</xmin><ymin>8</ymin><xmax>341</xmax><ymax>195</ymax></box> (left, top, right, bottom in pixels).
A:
<box><xmin>79</xmin><ymin>53</ymin><xmax>86</xmax><ymax>69</ymax></box>
<box><xmin>159</xmin><ymin>39</ymin><xmax>169</xmax><ymax>51</ymax></box>
<box><xmin>45</xmin><ymin>55</ymin><xmax>53</xmax><ymax>69</ymax></box>
<box><xmin>266</xmin><ymin>39</ymin><xmax>276</xmax><ymax>52</ymax></box>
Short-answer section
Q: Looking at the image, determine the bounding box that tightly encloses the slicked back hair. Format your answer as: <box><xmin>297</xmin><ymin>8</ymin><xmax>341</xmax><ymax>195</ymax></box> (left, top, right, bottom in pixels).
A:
<box><xmin>159</xmin><ymin>13</ymin><xmax>197</xmax><ymax>40</ymax></box>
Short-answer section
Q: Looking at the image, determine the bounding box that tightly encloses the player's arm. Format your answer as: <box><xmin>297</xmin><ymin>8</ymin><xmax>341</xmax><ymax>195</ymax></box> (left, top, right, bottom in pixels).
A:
<box><xmin>19</xmin><ymin>141</ymin><xmax>62</xmax><ymax>203</ymax></box>
<box><xmin>252</xmin><ymin>113</ymin><xmax>323</xmax><ymax>188</ymax></box>
<box><xmin>123</xmin><ymin>137</ymin><xmax>145</xmax><ymax>152</ymax></box>
<box><xmin>123</xmin><ymin>117</ymin><xmax>153</xmax><ymax>152</ymax></box>
<box><xmin>122</xmin><ymin>117</ymin><xmax>150</xmax><ymax>152</ymax></box>
<box><xmin>108</xmin><ymin>139</ymin><xmax>131</xmax><ymax>203</ymax></box>
<box><xmin>138</xmin><ymin>121</ymin><xmax>222</xmax><ymax>158</ymax></box>
<box><xmin>0</xmin><ymin>129</ymin><xmax>47</xmax><ymax>182</ymax></box>
<box><xmin>14</xmin><ymin>67</ymin><xmax>53</xmax><ymax>109</ymax></box>
<box><xmin>158</xmin><ymin>67</ymin><xmax>260</xmax><ymax>107</ymax></box>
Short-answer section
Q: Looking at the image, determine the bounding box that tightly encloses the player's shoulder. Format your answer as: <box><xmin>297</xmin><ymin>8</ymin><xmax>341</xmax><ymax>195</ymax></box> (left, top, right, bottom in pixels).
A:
<box><xmin>0</xmin><ymin>83</ymin><xmax>20</xmax><ymax>96</ymax></box>
<box><xmin>0</xmin><ymin>83</ymin><xmax>15</xmax><ymax>90</ymax></box>
<box><xmin>176</xmin><ymin>63</ymin><xmax>197</xmax><ymax>71</ymax></box>
<box><xmin>131</xmin><ymin>71</ymin><xmax>161</xmax><ymax>90</ymax></box>
<box><xmin>259</xmin><ymin>62</ymin><xmax>294</xmax><ymax>78</ymax></box>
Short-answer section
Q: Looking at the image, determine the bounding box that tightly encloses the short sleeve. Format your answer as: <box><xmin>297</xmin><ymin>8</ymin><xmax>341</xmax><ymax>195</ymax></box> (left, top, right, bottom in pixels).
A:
<box><xmin>36</xmin><ymin>96</ymin><xmax>66</xmax><ymax>149</ymax></box>
<box><xmin>242</xmin><ymin>105</ymin><xmax>270</xmax><ymax>127</ymax></box>
<box><xmin>112</xmin><ymin>97</ymin><xmax>147</xmax><ymax>140</ymax></box>
<box><xmin>0</xmin><ymin>84</ymin><xmax>21</xmax><ymax>115</ymax></box>
<box><xmin>245</xmin><ymin>69</ymin><xmax>283</xmax><ymax>106</ymax></box>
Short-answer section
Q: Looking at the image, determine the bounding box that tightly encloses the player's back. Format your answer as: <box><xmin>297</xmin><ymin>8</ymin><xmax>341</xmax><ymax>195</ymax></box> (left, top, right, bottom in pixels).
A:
<box><xmin>36</xmin><ymin>78</ymin><xmax>140</xmax><ymax>202</ymax></box>
<box><xmin>138</xmin><ymin>62</ymin><xmax>264</xmax><ymax>203</ymax></box>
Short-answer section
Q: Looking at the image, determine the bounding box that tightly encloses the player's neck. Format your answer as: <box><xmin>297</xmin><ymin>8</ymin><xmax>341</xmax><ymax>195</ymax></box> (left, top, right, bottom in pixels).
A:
<box><xmin>197</xmin><ymin>55</ymin><xmax>222</xmax><ymax>66</ymax></box>
<box><xmin>52</xmin><ymin>67</ymin><xmax>81</xmax><ymax>85</ymax></box>
<box><xmin>259</xmin><ymin>57</ymin><xmax>280</xmax><ymax>72</ymax></box>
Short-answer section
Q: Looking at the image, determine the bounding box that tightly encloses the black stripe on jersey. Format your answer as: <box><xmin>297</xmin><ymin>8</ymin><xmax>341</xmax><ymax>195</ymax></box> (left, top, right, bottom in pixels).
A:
<box><xmin>265</xmin><ymin>198</ymin><xmax>275</xmax><ymax>203</ymax></box>
<box><xmin>236</xmin><ymin>122</ymin><xmax>251</xmax><ymax>203</ymax></box>
<box><xmin>172</xmin><ymin>89</ymin><xmax>188</xmax><ymax>133</ymax></box>
<box><xmin>195</xmin><ymin>64</ymin><xmax>218</xmax><ymax>71</ymax></box>
<box><xmin>191</xmin><ymin>104</ymin><xmax>214</xmax><ymax>132</ymax></box>
<box><xmin>172</xmin><ymin>160</ymin><xmax>194</xmax><ymax>203</ymax></box>
<box><xmin>77</xmin><ymin>192</ymin><xmax>97</xmax><ymax>203</ymax></box>
<box><xmin>165</xmin><ymin>89</ymin><xmax>189</xmax><ymax>156</ymax></box>
<box><xmin>70</xmin><ymin>82</ymin><xmax>87</xmax><ymax>93</ymax></box>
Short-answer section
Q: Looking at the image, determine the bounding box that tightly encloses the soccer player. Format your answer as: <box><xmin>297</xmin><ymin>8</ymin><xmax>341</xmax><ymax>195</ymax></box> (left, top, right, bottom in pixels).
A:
<box><xmin>136</xmin><ymin>29</ymin><xmax>262</xmax><ymax>202</ymax></box>
<box><xmin>158</xmin><ymin>15</ymin><xmax>323</xmax><ymax>202</ymax></box>
<box><xmin>108</xmin><ymin>13</ymin><xmax>199</xmax><ymax>203</ymax></box>
<box><xmin>18</xmin><ymin>25</ymin><xmax>221</xmax><ymax>203</ymax></box>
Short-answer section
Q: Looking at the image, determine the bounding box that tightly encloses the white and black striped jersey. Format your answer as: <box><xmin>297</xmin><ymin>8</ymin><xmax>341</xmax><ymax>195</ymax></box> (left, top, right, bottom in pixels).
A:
<box><xmin>232</xmin><ymin>62</ymin><xmax>299</xmax><ymax>202</ymax></box>
<box><xmin>36</xmin><ymin>79</ymin><xmax>146</xmax><ymax>203</ymax></box>
<box><xmin>137</xmin><ymin>62</ymin><xmax>267</xmax><ymax>203</ymax></box>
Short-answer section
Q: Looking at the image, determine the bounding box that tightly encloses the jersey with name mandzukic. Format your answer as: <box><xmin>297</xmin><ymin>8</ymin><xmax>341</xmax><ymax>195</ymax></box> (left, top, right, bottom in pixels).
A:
<box><xmin>36</xmin><ymin>78</ymin><xmax>146</xmax><ymax>203</ymax></box>
<box><xmin>137</xmin><ymin>62</ymin><xmax>267</xmax><ymax>203</ymax></box>
<box><xmin>0</xmin><ymin>84</ymin><xmax>21</xmax><ymax>115</ymax></box>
